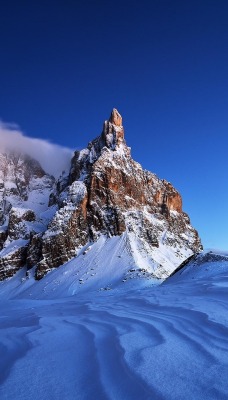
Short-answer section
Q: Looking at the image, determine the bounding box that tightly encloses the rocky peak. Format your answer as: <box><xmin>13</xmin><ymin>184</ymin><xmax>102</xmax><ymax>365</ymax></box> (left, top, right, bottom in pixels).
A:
<box><xmin>109</xmin><ymin>108</ymin><xmax>123</xmax><ymax>126</ymax></box>
<box><xmin>102</xmin><ymin>108</ymin><xmax>125</xmax><ymax>149</ymax></box>
<box><xmin>70</xmin><ymin>108</ymin><xmax>128</xmax><ymax>183</ymax></box>
<box><xmin>0</xmin><ymin>109</ymin><xmax>202</xmax><ymax>282</ymax></box>
<box><xmin>35</xmin><ymin>109</ymin><xmax>202</xmax><ymax>279</ymax></box>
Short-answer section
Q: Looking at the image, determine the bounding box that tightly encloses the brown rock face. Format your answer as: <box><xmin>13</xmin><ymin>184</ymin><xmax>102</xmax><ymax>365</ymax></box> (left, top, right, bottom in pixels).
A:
<box><xmin>27</xmin><ymin>234</ymin><xmax>43</xmax><ymax>269</ymax></box>
<box><xmin>109</xmin><ymin>108</ymin><xmax>122</xmax><ymax>126</ymax></box>
<box><xmin>0</xmin><ymin>108</ymin><xmax>202</xmax><ymax>281</ymax></box>
<box><xmin>35</xmin><ymin>109</ymin><xmax>202</xmax><ymax>278</ymax></box>
<box><xmin>36</xmin><ymin>185</ymin><xmax>88</xmax><ymax>279</ymax></box>
<box><xmin>0</xmin><ymin>244</ymin><xmax>28</xmax><ymax>280</ymax></box>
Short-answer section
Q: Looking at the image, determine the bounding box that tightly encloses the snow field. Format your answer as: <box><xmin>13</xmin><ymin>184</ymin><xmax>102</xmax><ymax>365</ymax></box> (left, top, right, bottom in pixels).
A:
<box><xmin>0</xmin><ymin>252</ymin><xmax>228</xmax><ymax>399</ymax></box>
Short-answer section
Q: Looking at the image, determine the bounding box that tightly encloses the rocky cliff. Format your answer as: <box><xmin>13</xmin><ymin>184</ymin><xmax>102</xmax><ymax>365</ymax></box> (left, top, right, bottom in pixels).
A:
<box><xmin>0</xmin><ymin>109</ymin><xmax>202</xmax><ymax>281</ymax></box>
<box><xmin>0</xmin><ymin>152</ymin><xmax>55</xmax><ymax>279</ymax></box>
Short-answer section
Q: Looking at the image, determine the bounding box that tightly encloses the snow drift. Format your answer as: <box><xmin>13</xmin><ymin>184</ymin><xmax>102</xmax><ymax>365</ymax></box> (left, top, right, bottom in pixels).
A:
<box><xmin>0</xmin><ymin>250</ymin><xmax>228</xmax><ymax>400</ymax></box>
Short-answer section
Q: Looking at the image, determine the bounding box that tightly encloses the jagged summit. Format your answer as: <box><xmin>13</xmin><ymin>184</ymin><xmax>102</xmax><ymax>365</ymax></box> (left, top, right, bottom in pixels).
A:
<box><xmin>102</xmin><ymin>107</ymin><xmax>125</xmax><ymax>148</ymax></box>
<box><xmin>35</xmin><ymin>109</ymin><xmax>201</xmax><ymax>279</ymax></box>
<box><xmin>109</xmin><ymin>108</ymin><xmax>123</xmax><ymax>126</ymax></box>
<box><xmin>0</xmin><ymin>109</ymin><xmax>202</xmax><ymax>282</ymax></box>
<box><xmin>70</xmin><ymin>108</ymin><xmax>128</xmax><ymax>183</ymax></box>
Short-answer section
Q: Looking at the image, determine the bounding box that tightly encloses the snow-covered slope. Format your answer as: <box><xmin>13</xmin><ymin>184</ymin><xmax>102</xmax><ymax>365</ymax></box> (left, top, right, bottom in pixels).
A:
<box><xmin>0</xmin><ymin>250</ymin><xmax>228</xmax><ymax>400</ymax></box>
<box><xmin>0</xmin><ymin>232</ymin><xmax>197</xmax><ymax>300</ymax></box>
<box><xmin>166</xmin><ymin>249</ymin><xmax>228</xmax><ymax>285</ymax></box>
<box><xmin>0</xmin><ymin>108</ymin><xmax>202</xmax><ymax>284</ymax></box>
<box><xmin>35</xmin><ymin>108</ymin><xmax>201</xmax><ymax>280</ymax></box>
<box><xmin>1</xmin><ymin>111</ymin><xmax>226</xmax><ymax>400</ymax></box>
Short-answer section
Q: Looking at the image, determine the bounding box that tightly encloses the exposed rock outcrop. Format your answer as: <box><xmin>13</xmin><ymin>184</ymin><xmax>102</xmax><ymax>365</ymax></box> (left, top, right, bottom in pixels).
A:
<box><xmin>0</xmin><ymin>152</ymin><xmax>55</xmax><ymax>279</ymax></box>
<box><xmin>0</xmin><ymin>240</ymin><xmax>28</xmax><ymax>280</ymax></box>
<box><xmin>35</xmin><ymin>109</ymin><xmax>202</xmax><ymax>279</ymax></box>
<box><xmin>0</xmin><ymin>109</ymin><xmax>202</xmax><ymax>281</ymax></box>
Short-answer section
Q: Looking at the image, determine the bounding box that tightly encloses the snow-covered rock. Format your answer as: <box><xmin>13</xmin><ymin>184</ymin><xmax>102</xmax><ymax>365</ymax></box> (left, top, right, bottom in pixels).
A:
<box><xmin>0</xmin><ymin>109</ymin><xmax>202</xmax><ymax>282</ymax></box>
<box><xmin>36</xmin><ymin>108</ymin><xmax>202</xmax><ymax>279</ymax></box>
<box><xmin>0</xmin><ymin>152</ymin><xmax>55</xmax><ymax>279</ymax></box>
<box><xmin>166</xmin><ymin>249</ymin><xmax>228</xmax><ymax>283</ymax></box>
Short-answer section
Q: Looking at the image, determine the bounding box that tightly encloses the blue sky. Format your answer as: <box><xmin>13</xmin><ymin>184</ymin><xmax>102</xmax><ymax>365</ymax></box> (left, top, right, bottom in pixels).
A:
<box><xmin>0</xmin><ymin>0</ymin><xmax>227</xmax><ymax>249</ymax></box>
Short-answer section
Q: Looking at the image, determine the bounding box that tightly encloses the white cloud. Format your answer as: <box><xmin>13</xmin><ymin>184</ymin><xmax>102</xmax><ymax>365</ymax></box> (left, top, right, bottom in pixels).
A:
<box><xmin>0</xmin><ymin>121</ymin><xmax>74</xmax><ymax>178</ymax></box>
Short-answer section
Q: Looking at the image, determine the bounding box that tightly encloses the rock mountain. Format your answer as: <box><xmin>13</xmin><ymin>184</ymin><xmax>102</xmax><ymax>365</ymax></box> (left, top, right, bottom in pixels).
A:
<box><xmin>0</xmin><ymin>109</ymin><xmax>202</xmax><ymax>282</ymax></box>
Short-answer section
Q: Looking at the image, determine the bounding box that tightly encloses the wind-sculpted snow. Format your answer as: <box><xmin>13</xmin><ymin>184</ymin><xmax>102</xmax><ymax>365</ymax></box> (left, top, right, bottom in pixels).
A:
<box><xmin>0</xmin><ymin>253</ymin><xmax>228</xmax><ymax>399</ymax></box>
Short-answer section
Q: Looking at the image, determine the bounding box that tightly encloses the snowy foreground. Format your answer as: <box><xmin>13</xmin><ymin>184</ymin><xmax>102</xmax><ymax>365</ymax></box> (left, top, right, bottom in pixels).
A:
<box><xmin>0</xmin><ymin>251</ymin><xmax>228</xmax><ymax>400</ymax></box>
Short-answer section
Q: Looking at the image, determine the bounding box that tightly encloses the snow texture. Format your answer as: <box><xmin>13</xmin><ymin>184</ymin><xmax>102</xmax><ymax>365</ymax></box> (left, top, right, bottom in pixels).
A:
<box><xmin>0</xmin><ymin>250</ymin><xmax>228</xmax><ymax>399</ymax></box>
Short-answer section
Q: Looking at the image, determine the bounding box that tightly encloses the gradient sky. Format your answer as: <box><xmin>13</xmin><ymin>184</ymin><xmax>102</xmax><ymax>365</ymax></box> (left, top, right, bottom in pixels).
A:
<box><xmin>0</xmin><ymin>0</ymin><xmax>227</xmax><ymax>250</ymax></box>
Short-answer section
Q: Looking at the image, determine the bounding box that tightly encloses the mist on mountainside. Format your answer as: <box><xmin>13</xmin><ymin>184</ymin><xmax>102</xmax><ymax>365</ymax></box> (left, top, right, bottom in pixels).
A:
<box><xmin>0</xmin><ymin>121</ymin><xmax>73</xmax><ymax>177</ymax></box>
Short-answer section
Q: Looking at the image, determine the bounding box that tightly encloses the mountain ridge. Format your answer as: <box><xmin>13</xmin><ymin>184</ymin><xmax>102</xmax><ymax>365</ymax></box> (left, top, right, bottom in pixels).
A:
<box><xmin>0</xmin><ymin>109</ymin><xmax>202</xmax><ymax>282</ymax></box>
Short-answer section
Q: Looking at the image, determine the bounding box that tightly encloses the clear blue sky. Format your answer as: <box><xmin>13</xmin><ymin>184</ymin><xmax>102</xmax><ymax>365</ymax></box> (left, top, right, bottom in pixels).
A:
<box><xmin>0</xmin><ymin>0</ymin><xmax>227</xmax><ymax>250</ymax></box>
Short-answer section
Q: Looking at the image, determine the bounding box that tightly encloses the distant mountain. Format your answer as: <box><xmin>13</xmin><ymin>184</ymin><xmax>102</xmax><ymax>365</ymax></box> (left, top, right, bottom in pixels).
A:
<box><xmin>0</xmin><ymin>109</ymin><xmax>202</xmax><ymax>283</ymax></box>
